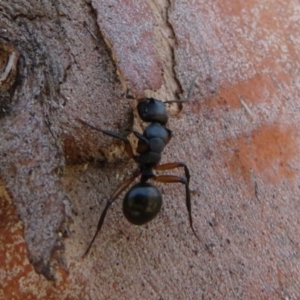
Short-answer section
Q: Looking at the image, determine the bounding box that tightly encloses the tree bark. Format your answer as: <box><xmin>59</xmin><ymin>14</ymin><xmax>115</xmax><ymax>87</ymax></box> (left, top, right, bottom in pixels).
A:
<box><xmin>0</xmin><ymin>0</ymin><xmax>133</xmax><ymax>278</ymax></box>
<box><xmin>1</xmin><ymin>0</ymin><xmax>300</xmax><ymax>299</ymax></box>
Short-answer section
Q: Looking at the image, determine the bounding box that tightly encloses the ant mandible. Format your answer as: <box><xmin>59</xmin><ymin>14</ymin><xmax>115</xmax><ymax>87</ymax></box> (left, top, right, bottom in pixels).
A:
<box><xmin>79</xmin><ymin>79</ymin><xmax>199</xmax><ymax>257</ymax></box>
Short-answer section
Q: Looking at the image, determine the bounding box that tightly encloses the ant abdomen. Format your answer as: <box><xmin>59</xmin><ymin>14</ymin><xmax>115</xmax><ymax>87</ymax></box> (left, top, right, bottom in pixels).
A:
<box><xmin>123</xmin><ymin>182</ymin><xmax>162</xmax><ymax>225</ymax></box>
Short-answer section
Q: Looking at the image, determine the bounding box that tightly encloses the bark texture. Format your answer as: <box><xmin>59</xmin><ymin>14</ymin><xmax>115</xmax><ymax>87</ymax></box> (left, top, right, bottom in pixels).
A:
<box><xmin>1</xmin><ymin>0</ymin><xmax>300</xmax><ymax>299</ymax></box>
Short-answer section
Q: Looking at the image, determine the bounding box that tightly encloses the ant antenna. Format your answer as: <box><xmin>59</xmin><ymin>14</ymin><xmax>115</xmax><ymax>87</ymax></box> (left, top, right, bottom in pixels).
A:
<box><xmin>164</xmin><ymin>76</ymin><xmax>197</xmax><ymax>104</ymax></box>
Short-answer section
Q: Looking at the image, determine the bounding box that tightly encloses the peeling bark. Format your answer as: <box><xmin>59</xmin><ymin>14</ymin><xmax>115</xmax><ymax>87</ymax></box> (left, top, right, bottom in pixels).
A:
<box><xmin>0</xmin><ymin>0</ymin><xmax>131</xmax><ymax>278</ymax></box>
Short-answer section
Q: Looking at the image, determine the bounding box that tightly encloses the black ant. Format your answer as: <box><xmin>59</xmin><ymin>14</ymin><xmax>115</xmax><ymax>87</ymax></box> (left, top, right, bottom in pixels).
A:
<box><xmin>78</xmin><ymin>79</ymin><xmax>199</xmax><ymax>257</ymax></box>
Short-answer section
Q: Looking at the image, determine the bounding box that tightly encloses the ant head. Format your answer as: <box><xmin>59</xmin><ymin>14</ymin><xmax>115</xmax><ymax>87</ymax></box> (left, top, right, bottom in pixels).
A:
<box><xmin>137</xmin><ymin>98</ymin><xmax>168</xmax><ymax>125</ymax></box>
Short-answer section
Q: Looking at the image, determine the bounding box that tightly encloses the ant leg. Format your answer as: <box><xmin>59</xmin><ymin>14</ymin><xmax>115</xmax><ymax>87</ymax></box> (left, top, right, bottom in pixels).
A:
<box><xmin>82</xmin><ymin>169</ymin><xmax>141</xmax><ymax>258</ymax></box>
<box><xmin>129</xmin><ymin>128</ymin><xmax>172</xmax><ymax>151</ymax></box>
<box><xmin>153</xmin><ymin>162</ymin><xmax>192</xmax><ymax>230</ymax></box>
<box><xmin>153</xmin><ymin>162</ymin><xmax>190</xmax><ymax>184</ymax></box>
<box><xmin>131</xmin><ymin>130</ymin><xmax>151</xmax><ymax>154</ymax></box>
<box><xmin>77</xmin><ymin>118</ymin><xmax>137</xmax><ymax>160</ymax></box>
<box><xmin>130</xmin><ymin>130</ymin><xmax>150</xmax><ymax>146</ymax></box>
<box><xmin>152</xmin><ymin>169</ymin><xmax>200</xmax><ymax>241</ymax></box>
<box><xmin>165</xmin><ymin>129</ymin><xmax>173</xmax><ymax>145</ymax></box>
